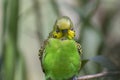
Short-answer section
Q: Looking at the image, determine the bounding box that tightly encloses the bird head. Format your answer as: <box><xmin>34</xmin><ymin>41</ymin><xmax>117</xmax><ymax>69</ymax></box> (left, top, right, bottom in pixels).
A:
<box><xmin>53</xmin><ymin>16</ymin><xmax>75</xmax><ymax>39</ymax></box>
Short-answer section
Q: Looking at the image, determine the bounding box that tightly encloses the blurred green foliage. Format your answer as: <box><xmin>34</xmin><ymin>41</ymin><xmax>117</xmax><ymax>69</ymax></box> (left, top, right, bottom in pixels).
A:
<box><xmin>0</xmin><ymin>0</ymin><xmax>120</xmax><ymax>80</ymax></box>
<box><xmin>1</xmin><ymin>0</ymin><xmax>26</xmax><ymax>80</ymax></box>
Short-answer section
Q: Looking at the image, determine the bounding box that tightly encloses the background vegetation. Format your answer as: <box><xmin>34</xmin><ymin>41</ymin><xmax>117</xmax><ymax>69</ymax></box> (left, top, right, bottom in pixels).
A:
<box><xmin>0</xmin><ymin>0</ymin><xmax>120</xmax><ymax>80</ymax></box>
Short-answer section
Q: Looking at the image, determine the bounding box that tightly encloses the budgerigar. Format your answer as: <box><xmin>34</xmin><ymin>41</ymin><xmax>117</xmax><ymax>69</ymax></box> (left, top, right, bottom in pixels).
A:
<box><xmin>39</xmin><ymin>16</ymin><xmax>82</xmax><ymax>80</ymax></box>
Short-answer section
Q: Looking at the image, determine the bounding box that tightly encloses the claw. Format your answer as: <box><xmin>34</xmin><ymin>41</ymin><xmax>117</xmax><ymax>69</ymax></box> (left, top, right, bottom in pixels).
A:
<box><xmin>72</xmin><ymin>76</ymin><xmax>78</xmax><ymax>80</ymax></box>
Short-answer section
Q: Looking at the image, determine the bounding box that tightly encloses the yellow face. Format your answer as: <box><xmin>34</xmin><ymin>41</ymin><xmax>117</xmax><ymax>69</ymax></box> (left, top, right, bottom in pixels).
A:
<box><xmin>52</xmin><ymin>16</ymin><xmax>75</xmax><ymax>39</ymax></box>
<box><xmin>56</xmin><ymin>18</ymin><xmax>71</xmax><ymax>30</ymax></box>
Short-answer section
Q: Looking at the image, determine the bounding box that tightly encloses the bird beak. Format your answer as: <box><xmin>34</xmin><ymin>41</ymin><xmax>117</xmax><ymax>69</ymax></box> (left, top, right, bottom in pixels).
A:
<box><xmin>61</xmin><ymin>29</ymin><xmax>68</xmax><ymax>34</ymax></box>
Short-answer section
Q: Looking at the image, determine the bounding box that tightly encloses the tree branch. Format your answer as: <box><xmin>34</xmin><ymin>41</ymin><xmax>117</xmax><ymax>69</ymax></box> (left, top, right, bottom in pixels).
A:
<box><xmin>77</xmin><ymin>70</ymin><xmax>120</xmax><ymax>80</ymax></box>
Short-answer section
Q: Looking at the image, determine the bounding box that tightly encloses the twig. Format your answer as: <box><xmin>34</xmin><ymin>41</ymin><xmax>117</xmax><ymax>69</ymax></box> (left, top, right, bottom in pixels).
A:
<box><xmin>77</xmin><ymin>70</ymin><xmax>120</xmax><ymax>80</ymax></box>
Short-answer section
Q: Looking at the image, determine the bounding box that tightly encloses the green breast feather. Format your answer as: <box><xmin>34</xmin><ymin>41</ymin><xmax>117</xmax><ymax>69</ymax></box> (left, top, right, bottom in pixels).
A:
<box><xmin>42</xmin><ymin>38</ymin><xmax>81</xmax><ymax>80</ymax></box>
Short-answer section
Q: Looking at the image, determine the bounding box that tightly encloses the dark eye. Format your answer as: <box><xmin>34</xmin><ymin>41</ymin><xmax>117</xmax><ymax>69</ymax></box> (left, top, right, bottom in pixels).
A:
<box><xmin>56</xmin><ymin>26</ymin><xmax>60</xmax><ymax>33</ymax></box>
<box><xmin>71</xmin><ymin>27</ymin><xmax>74</xmax><ymax>30</ymax></box>
<box><xmin>56</xmin><ymin>29</ymin><xmax>59</xmax><ymax>33</ymax></box>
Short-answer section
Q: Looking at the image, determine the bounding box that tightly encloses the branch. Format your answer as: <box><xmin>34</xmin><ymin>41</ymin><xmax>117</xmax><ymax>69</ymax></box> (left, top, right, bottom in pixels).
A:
<box><xmin>77</xmin><ymin>70</ymin><xmax>120</xmax><ymax>80</ymax></box>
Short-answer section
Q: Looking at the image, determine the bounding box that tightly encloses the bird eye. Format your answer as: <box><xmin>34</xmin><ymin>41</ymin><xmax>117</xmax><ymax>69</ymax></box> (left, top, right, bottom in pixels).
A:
<box><xmin>56</xmin><ymin>26</ymin><xmax>60</xmax><ymax>33</ymax></box>
<box><xmin>70</xmin><ymin>27</ymin><xmax>74</xmax><ymax>30</ymax></box>
<box><xmin>56</xmin><ymin>29</ymin><xmax>59</xmax><ymax>33</ymax></box>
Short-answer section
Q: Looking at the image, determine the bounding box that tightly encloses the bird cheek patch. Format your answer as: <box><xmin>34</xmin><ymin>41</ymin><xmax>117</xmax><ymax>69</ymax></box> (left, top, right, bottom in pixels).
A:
<box><xmin>53</xmin><ymin>31</ymin><xmax>63</xmax><ymax>39</ymax></box>
<box><xmin>68</xmin><ymin>30</ymin><xmax>75</xmax><ymax>39</ymax></box>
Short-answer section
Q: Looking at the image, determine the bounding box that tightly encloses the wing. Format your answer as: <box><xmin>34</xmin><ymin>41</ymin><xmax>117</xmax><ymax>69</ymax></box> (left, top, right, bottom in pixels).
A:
<box><xmin>76</xmin><ymin>42</ymin><xmax>82</xmax><ymax>55</ymax></box>
<box><xmin>39</xmin><ymin>39</ymin><xmax>49</xmax><ymax>72</ymax></box>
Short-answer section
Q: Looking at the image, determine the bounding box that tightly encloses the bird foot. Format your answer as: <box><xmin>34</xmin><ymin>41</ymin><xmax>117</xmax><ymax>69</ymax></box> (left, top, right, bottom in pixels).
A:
<box><xmin>72</xmin><ymin>76</ymin><xmax>77</xmax><ymax>80</ymax></box>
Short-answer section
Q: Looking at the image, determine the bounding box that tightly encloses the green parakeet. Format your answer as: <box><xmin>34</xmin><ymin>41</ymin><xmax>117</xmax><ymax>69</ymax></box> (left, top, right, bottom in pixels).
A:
<box><xmin>39</xmin><ymin>16</ymin><xmax>82</xmax><ymax>80</ymax></box>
